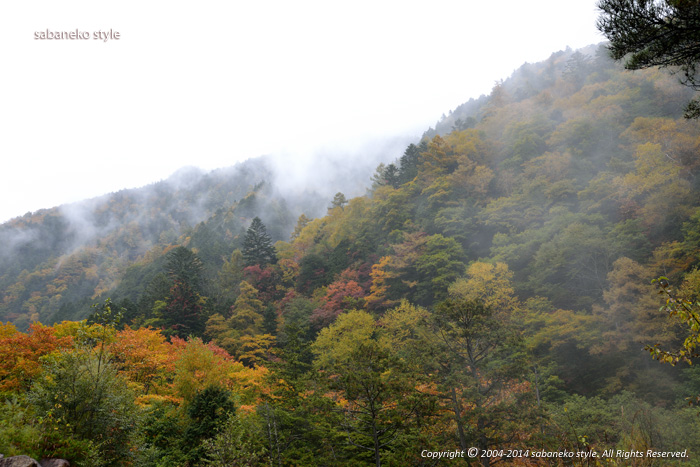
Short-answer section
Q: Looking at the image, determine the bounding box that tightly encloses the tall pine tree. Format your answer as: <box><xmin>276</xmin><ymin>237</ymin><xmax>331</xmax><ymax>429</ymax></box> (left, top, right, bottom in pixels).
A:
<box><xmin>242</xmin><ymin>217</ymin><xmax>277</xmax><ymax>267</ymax></box>
<box><xmin>162</xmin><ymin>247</ymin><xmax>207</xmax><ymax>338</ymax></box>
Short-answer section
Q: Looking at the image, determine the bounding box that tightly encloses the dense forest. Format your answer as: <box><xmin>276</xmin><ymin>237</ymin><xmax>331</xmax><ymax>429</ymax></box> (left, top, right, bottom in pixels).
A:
<box><xmin>2</xmin><ymin>43</ymin><xmax>700</xmax><ymax>466</ymax></box>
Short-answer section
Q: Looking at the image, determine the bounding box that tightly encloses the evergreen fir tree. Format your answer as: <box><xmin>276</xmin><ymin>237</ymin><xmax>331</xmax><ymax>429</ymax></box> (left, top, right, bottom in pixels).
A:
<box><xmin>160</xmin><ymin>246</ymin><xmax>207</xmax><ymax>338</ymax></box>
<box><xmin>398</xmin><ymin>143</ymin><xmax>422</xmax><ymax>184</ymax></box>
<box><xmin>242</xmin><ymin>217</ymin><xmax>277</xmax><ymax>267</ymax></box>
<box><xmin>166</xmin><ymin>246</ymin><xmax>204</xmax><ymax>293</ymax></box>
<box><xmin>384</xmin><ymin>163</ymin><xmax>400</xmax><ymax>188</ymax></box>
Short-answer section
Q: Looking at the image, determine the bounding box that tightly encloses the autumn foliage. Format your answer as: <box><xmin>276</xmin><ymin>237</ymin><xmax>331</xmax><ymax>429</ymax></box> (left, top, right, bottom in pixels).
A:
<box><xmin>0</xmin><ymin>322</ymin><xmax>73</xmax><ymax>392</ymax></box>
<box><xmin>3</xmin><ymin>44</ymin><xmax>700</xmax><ymax>464</ymax></box>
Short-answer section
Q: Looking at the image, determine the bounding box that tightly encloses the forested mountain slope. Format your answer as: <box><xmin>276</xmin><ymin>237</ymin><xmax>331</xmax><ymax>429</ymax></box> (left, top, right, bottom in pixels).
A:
<box><xmin>3</xmin><ymin>44</ymin><xmax>700</xmax><ymax>466</ymax></box>
<box><xmin>0</xmin><ymin>145</ymin><xmax>397</xmax><ymax>327</ymax></box>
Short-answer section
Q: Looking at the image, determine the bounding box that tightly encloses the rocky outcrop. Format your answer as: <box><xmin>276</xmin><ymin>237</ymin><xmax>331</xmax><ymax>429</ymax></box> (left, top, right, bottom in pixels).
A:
<box><xmin>40</xmin><ymin>460</ymin><xmax>70</xmax><ymax>467</ymax></box>
<box><xmin>0</xmin><ymin>455</ymin><xmax>40</xmax><ymax>467</ymax></box>
<box><xmin>0</xmin><ymin>457</ymin><xmax>69</xmax><ymax>467</ymax></box>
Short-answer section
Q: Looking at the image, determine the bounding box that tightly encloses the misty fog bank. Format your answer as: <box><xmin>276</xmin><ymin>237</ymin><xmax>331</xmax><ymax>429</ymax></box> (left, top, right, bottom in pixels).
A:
<box><xmin>0</xmin><ymin>133</ymin><xmax>416</xmax><ymax>259</ymax></box>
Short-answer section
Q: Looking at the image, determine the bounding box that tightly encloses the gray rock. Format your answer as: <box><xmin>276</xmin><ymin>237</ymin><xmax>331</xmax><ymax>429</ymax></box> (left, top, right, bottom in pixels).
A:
<box><xmin>40</xmin><ymin>460</ymin><xmax>70</xmax><ymax>467</ymax></box>
<box><xmin>0</xmin><ymin>455</ymin><xmax>40</xmax><ymax>467</ymax></box>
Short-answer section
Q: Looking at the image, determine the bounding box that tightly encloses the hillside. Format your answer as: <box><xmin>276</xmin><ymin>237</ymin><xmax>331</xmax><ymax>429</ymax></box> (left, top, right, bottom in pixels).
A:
<box><xmin>3</xmin><ymin>43</ymin><xmax>700</xmax><ymax>465</ymax></box>
<box><xmin>0</xmin><ymin>143</ymin><xmax>403</xmax><ymax>327</ymax></box>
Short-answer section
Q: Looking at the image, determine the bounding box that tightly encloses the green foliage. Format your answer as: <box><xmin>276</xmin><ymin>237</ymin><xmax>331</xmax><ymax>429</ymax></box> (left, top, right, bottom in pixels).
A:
<box><xmin>296</xmin><ymin>252</ymin><xmax>333</xmax><ymax>293</ymax></box>
<box><xmin>398</xmin><ymin>142</ymin><xmax>424</xmax><ymax>184</ymax></box>
<box><xmin>243</xmin><ymin>217</ymin><xmax>278</xmax><ymax>267</ymax></box>
<box><xmin>29</xmin><ymin>349</ymin><xmax>137</xmax><ymax>466</ymax></box>
<box><xmin>86</xmin><ymin>297</ymin><xmax>124</xmax><ymax>329</ymax></box>
<box><xmin>646</xmin><ymin>277</ymin><xmax>700</xmax><ymax>369</ymax></box>
<box><xmin>260</xmin><ymin>350</ymin><xmax>348</xmax><ymax>466</ymax></box>
<box><xmin>201</xmin><ymin>412</ymin><xmax>269</xmax><ymax>466</ymax></box>
<box><xmin>165</xmin><ymin>246</ymin><xmax>204</xmax><ymax>293</ymax></box>
<box><xmin>186</xmin><ymin>385</ymin><xmax>236</xmax><ymax>438</ymax></box>
<box><xmin>330</xmin><ymin>192</ymin><xmax>348</xmax><ymax>209</ymax></box>
<box><xmin>548</xmin><ymin>392</ymin><xmax>700</xmax><ymax>459</ymax></box>
<box><xmin>597</xmin><ymin>0</ymin><xmax>700</xmax><ymax>117</ymax></box>
<box><xmin>135</xmin><ymin>399</ymin><xmax>189</xmax><ymax>467</ymax></box>
<box><xmin>414</xmin><ymin>234</ymin><xmax>464</xmax><ymax>302</ymax></box>
<box><xmin>377</xmin><ymin>232</ymin><xmax>465</xmax><ymax>306</ymax></box>
<box><xmin>312</xmin><ymin>310</ymin><xmax>430</xmax><ymax>466</ymax></box>
<box><xmin>145</xmin><ymin>248</ymin><xmax>209</xmax><ymax>338</ymax></box>
<box><xmin>132</xmin><ymin>272</ymin><xmax>172</xmax><ymax>325</ymax></box>
<box><xmin>161</xmin><ymin>279</ymin><xmax>207</xmax><ymax>338</ymax></box>
<box><xmin>277</xmin><ymin>295</ymin><xmax>317</xmax><ymax>345</ymax></box>
<box><xmin>184</xmin><ymin>385</ymin><xmax>236</xmax><ymax>463</ymax></box>
<box><xmin>432</xmin><ymin>297</ymin><xmax>533</xmax><ymax>451</ymax></box>
<box><xmin>0</xmin><ymin>396</ymin><xmax>42</xmax><ymax>459</ymax></box>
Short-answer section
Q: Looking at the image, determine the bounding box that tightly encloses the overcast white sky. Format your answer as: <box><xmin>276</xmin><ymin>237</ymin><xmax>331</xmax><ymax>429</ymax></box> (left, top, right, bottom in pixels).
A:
<box><xmin>0</xmin><ymin>0</ymin><xmax>605</xmax><ymax>223</ymax></box>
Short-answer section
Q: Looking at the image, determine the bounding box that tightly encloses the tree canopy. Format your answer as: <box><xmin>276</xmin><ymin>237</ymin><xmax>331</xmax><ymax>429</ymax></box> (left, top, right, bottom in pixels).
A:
<box><xmin>597</xmin><ymin>0</ymin><xmax>700</xmax><ymax>117</ymax></box>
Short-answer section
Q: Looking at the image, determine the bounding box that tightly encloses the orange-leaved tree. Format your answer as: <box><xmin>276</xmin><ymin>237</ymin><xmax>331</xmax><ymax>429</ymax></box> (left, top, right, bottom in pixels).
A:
<box><xmin>0</xmin><ymin>322</ymin><xmax>73</xmax><ymax>392</ymax></box>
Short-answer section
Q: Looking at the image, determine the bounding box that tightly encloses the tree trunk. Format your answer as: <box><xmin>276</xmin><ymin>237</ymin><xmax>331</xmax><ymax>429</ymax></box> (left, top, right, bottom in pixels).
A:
<box><xmin>451</xmin><ymin>386</ymin><xmax>468</xmax><ymax>452</ymax></box>
<box><xmin>372</xmin><ymin>419</ymin><xmax>382</xmax><ymax>467</ymax></box>
<box><xmin>478</xmin><ymin>415</ymin><xmax>489</xmax><ymax>467</ymax></box>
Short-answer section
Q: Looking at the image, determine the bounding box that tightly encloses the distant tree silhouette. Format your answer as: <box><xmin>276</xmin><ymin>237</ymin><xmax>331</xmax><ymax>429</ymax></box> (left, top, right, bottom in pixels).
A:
<box><xmin>330</xmin><ymin>192</ymin><xmax>348</xmax><ymax>210</ymax></box>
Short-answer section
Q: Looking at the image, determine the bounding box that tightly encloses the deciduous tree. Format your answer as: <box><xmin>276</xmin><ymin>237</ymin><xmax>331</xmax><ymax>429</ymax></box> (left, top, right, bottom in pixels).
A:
<box><xmin>0</xmin><ymin>323</ymin><xmax>73</xmax><ymax>392</ymax></box>
<box><xmin>431</xmin><ymin>298</ymin><xmax>533</xmax><ymax>466</ymax></box>
<box><xmin>313</xmin><ymin>310</ymin><xmax>425</xmax><ymax>467</ymax></box>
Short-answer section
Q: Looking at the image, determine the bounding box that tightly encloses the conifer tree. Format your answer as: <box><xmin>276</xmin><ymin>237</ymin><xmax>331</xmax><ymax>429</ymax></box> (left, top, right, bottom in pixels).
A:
<box><xmin>597</xmin><ymin>0</ymin><xmax>700</xmax><ymax>117</ymax></box>
<box><xmin>160</xmin><ymin>247</ymin><xmax>207</xmax><ymax>338</ymax></box>
<box><xmin>383</xmin><ymin>163</ymin><xmax>400</xmax><ymax>188</ymax></box>
<box><xmin>329</xmin><ymin>192</ymin><xmax>348</xmax><ymax>209</ymax></box>
<box><xmin>242</xmin><ymin>217</ymin><xmax>277</xmax><ymax>267</ymax></box>
<box><xmin>166</xmin><ymin>246</ymin><xmax>204</xmax><ymax>293</ymax></box>
<box><xmin>398</xmin><ymin>143</ymin><xmax>421</xmax><ymax>184</ymax></box>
